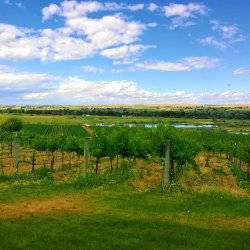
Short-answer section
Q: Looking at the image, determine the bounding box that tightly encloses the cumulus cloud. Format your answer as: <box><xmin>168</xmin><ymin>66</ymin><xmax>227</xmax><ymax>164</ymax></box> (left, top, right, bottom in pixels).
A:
<box><xmin>42</xmin><ymin>1</ymin><xmax>145</xmax><ymax>21</ymax></box>
<box><xmin>42</xmin><ymin>3</ymin><xmax>60</xmax><ymax>21</ymax></box>
<box><xmin>0</xmin><ymin>64</ymin><xmax>56</xmax><ymax>97</ymax></box>
<box><xmin>0</xmin><ymin>65</ymin><xmax>55</xmax><ymax>86</ymax></box>
<box><xmin>23</xmin><ymin>76</ymin><xmax>250</xmax><ymax>104</ymax></box>
<box><xmin>23</xmin><ymin>77</ymin><xmax>195</xmax><ymax>103</ymax></box>
<box><xmin>0</xmin><ymin>1</ymin><xmax>149</xmax><ymax>62</ymax></box>
<box><xmin>136</xmin><ymin>57</ymin><xmax>219</xmax><ymax>72</ymax></box>
<box><xmin>163</xmin><ymin>2</ymin><xmax>207</xmax><ymax>29</ymax></box>
<box><xmin>199</xmin><ymin>20</ymin><xmax>245</xmax><ymax>49</ymax></box>
<box><xmin>233</xmin><ymin>68</ymin><xmax>250</xmax><ymax>76</ymax></box>
<box><xmin>0</xmin><ymin>24</ymin><xmax>97</xmax><ymax>61</ymax></box>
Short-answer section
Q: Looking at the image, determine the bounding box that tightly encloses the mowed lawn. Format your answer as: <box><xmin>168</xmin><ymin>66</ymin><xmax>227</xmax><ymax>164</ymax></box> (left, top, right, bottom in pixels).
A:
<box><xmin>0</xmin><ymin>183</ymin><xmax>249</xmax><ymax>250</ymax></box>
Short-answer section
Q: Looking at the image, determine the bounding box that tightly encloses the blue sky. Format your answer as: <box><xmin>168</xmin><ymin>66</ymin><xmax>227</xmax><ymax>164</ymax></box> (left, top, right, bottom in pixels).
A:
<box><xmin>0</xmin><ymin>0</ymin><xmax>249</xmax><ymax>104</ymax></box>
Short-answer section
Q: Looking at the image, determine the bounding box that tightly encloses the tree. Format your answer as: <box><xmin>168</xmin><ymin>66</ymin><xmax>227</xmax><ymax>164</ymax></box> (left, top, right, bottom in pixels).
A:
<box><xmin>152</xmin><ymin>125</ymin><xmax>199</xmax><ymax>180</ymax></box>
<box><xmin>106</xmin><ymin>132</ymin><xmax>117</xmax><ymax>171</ymax></box>
<box><xmin>90</xmin><ymin>131</ymin><xmax>106</xmax><ymax>174</ymax></box>
<box><xmin>64</xmin><ymin>138</ymin><xmax>79</xmax><ymax>167</ymax></box>
<box><xmin>1</xmin><ymin>118</ymin><xmax>23</xmax><ymax>133</ymax></box>
<box><xmin>47</xmin><ymin>138</ymin><xmax>59</xmax><ymax>171</ymax></box>
<box><xmin>31</xmin><ymin>136</ymin><xmax>47</xmax><ymax>172</ymax></box>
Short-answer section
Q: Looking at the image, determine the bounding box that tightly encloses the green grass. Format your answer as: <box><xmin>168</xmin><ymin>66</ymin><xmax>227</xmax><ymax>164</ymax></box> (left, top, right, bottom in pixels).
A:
<box><xmin>229</xmin><ymin>164</ymin><xmax>250</xmax><ymax>191</ymax></box>
<box><xmin>0</xmin><ymin>113</ymin><xmax>81</xmax><ymax>125</ymax></box>
<box><xmin>0</xmin><ymin>181</ymin><xmax>249</xmax><ymax>250</ymax></box>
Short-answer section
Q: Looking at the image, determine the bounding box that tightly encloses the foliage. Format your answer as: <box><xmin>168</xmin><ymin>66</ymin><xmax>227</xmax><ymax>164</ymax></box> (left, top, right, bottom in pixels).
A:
<box><xmin>22</xmin><ymin>124</ymin><xmax>88</xmax><ymax>138</ymax></box>
<box><xmin>1</xmin><ymin>118</ymin><xmax>23</xmax><ymax>133</ymax></box>
<box><xmin>35</xmin><ymin>166</ymin><xmax>54</xmax><ymax>180</ymax></box>
<box><xmin>229</xmin><ymin>164</ymin><xmax>250</xmax><ymax>191</ymax></box>
<box><xmin>73</xmin><ymin>162</ymin><xmax>133</xmax><ymax>189</ymax></box>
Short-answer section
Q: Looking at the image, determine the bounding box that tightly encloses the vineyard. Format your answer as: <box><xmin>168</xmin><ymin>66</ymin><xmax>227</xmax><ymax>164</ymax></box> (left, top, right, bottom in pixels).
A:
<box><xmin>22</xmin><ymin>124</ymin><xmax>89</xmax><ymax>137</ymax></box>
<box><xmin>0</xmin><ymin>118</ymin><xmax>249</xmax><ymax>184</ymax></box>
<box><xmin>0</xmin><ymin>117</ymin><xmax>249</xmax><ymax>250</ymax></box>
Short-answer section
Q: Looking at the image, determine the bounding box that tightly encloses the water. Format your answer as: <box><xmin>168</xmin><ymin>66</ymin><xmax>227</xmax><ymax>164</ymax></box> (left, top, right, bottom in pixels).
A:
<box><xmin>96</xmin><ymin>123</ymin><xmax>217</xmax><ymax>129</ymax></box>
<box><xmin>172</xmin><ymin>124</ymin><xmax>217</xmax><ymax>129</ymax></box>
<box><xmin>230</xmin><ymin>131</ymin><xmax>249</xmax><ymax>135</ymax></box>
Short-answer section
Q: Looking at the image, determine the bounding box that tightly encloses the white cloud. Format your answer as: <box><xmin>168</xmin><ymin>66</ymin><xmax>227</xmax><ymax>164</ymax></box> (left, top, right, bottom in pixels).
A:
<box><xmin>0</xmin><ymin>23</ymin><xmax>26</xmax><ymax>42</ymax></box>
<box><xmin>23</xmin><ymin>76</ymin><xmax>250</xmax><ymax>104</ymax></box>
<box><xmin>101</xmin><ymin>44</ymin><xmax>152</xmax><ymax>64</ymax></box>
<box><xmin>42</xmin><ymin>1</ymin><xmax>145</xmax><ymax>21</ymax></box>
<box><xmin>136</xmin><ymin>61</ymin><xmax>189</xmax><ymax>72</ymax></box>
<box><xmin>0</xmin><ymin>0</ymin><xmax>152</xmax><ymax>62</ymax></box>
<box><xmin>0</xmin><ymin>65</ymin><xmax>56</xmax><ymax>89</ymax></box>
<box><xmin>136</xmin><ymin>57</ymin><xmax>219</xmax><ymax>72</ymax></box>
<box><xmin>199</xmin><ymin>36</ymin><xmax>227</xmax><ymax>50</ymax></box>
<box><xmin>42</xmin><ymin>4</ymin><xmax>61</xmax><ymax>21</ymax></box>
<box><xmin>4</xmin><ymin>0</ymin><xmax>24</xmax><ymax>8</ymax></box>
<box><xmin>199</xmin><ymin>91</ymin><xmax>250</xmax><ymax>104</ymax></box>
<box><xmin>147</xmin><ymin>22</ymin><xmax>158</xmax><ymax>28</ymax></box>
<box><xmin>233</xmin><ymin>68</ymin><xmax>250</xmax><ymax>76</ymax></box>
<box><xmin>111</xmin><ymin>68</ymin><xmax>126</xmax><ymax>73</ymax></box>
<box><xmin>43</xmin><ymin>1</ymin><xmax>104</xmax><ymax>20</ymax></box>
<box><xmin>0</xmin><ymin>13</ymin><xmax>146</xmax><ymax>61</ymax></box>
<box><xmin>148</xmin><ymin>3</ymin><xmax>158</xmax><ymax>12</ymax></box>
<box><xmin>199</xmin><ymin>20</ymin><xmax>245</xmax><ymax>49</ymax></box>
<box><xmin>210</xmin><ymin>20</ymin><xmax>245</xmax><ymax>42</ymax></box>
<box><xmin>82</xmin><ymin>65</ymin><xmax>105</xmax><ymax>73</ymax></box>
<box><xmin>127</xmin><ymin>4</ymin><xmax>144</xmax><ymax>11</ymax></box>
<box><xmin>66</xmin><ymin>15</ymin><xmax>145</xmax><ymax>49</ymax></box>
<box><xmin>181</xmin><ymin>57</ymin><xmax>220</xmax><ymax>69</ymax></box>
<box><xmin>163</xmin><ymin>2</ymin><xmax>207</xmax><ymax>29</ymax></box>
<box><xmin>23</xmin><ymin>77</ymin><xmax>195</xmax><ymax>103</ymax></box>
<box><xmin>0</xmin><ymin>24</ymin><xmax>98</xmax><ymax>61</ymax></box>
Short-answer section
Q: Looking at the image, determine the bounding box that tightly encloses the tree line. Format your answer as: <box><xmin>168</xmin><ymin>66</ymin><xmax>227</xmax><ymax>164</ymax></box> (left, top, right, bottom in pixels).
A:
<box><xmin>1</xmin><ymin>106</ymin><xmax>250</xmax><ymax>119</ymax></box>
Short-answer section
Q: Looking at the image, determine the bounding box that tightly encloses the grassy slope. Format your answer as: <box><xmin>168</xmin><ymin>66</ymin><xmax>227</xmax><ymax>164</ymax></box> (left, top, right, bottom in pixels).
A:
<box><xmin>0</xmin><ymin>182</ymin><xmax>249</xmax><ymax>250</ymax></box>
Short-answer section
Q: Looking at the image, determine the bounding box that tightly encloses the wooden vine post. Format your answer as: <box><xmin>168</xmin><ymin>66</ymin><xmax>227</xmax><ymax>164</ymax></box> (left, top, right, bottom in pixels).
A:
<box><xmin>83</xmin><ymin>139</ymin><xmax>89</xmax><ymax>177</ymax></box>
<box><xmin>163</xmin><ymin>140</ymin><xmax>171</xmax><ymax>186</ymax></box>
<box><xmin>13</xmin><ymin>133</ymin><xmax>20</xmax><ymax>174</ymax></box>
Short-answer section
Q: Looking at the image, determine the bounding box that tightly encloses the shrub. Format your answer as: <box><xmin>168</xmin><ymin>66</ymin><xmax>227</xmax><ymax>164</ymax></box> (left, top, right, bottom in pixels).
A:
<box><xmin>35</xmin><ymin>166</ymin><xmax>53</xmax><ymax>180</ymax></box>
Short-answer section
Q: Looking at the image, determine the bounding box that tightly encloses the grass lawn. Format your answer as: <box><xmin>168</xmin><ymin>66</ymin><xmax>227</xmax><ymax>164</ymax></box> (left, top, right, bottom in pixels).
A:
<box><xmin>0</xmin><ymin>182</ymin><xmax>249</xmax><ymax>250</ymax></box>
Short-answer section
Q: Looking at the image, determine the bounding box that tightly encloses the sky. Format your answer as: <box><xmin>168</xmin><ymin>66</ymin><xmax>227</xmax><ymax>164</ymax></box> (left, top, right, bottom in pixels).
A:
<box><xmin>0</xmin><ymin>0</ymin><xmax>249</xmax><ymax>105</ymax></box>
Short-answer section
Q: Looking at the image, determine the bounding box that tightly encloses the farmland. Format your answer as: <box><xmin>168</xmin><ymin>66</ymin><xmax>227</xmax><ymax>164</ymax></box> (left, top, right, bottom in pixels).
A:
<box><xmin>0</xmin><ymin>112</ymin><xmax>249</xmax><ymax>132</ymax></box>
<box><xmin>22</xmin><ymin>124</ymin><xmax>89</xmax><ymax>137</ymax></box>
<box><xmin>0</xmin><ymin>111</ymin><xmax>249</xmax><ymax>249</ymax></box>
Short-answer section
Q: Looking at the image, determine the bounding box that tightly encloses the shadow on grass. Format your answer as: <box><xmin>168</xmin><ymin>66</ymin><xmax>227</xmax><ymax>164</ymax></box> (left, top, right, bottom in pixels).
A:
<box><xmin>0</xmin><ymin>214</ymin><xmax>249</xmax><ymax>250</ymax></box>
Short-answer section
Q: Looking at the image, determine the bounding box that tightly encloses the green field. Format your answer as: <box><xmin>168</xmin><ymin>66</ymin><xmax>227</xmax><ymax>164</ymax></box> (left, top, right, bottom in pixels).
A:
<box><xmin>22</xmin><ymin>124</ymin><xmax>89</xmax><ymax>137</ymax></box>
<box><xmin>0</xmin><ymin>182</ymin><xmax>249</xmax><ymax>250</ymax></box>
<box><xmin>0</xmin><ymin>112</ymin><xmax>249</xmax><ymax>249</ymax></box>
<box><xmin>0</xmin><ymin>113</ymin><xmax>249</xmax><ymax>132</ymax></box>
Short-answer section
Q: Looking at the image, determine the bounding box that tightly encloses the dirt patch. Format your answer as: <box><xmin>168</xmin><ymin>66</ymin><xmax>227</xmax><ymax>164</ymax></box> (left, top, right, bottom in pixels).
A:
<box><xmin>181</xmin><ymin>152</ymin><xmax>249</xmax><ymax>196</ymax></box>
<box><xmin>0</xmin><ymin>196</ymin><xmax>90</xmax><ymax>219</ymax></box>
<box><xmin>131</xmin><ymin>161</ymin><xmax>162</xmax><ymax>190</ymax></box>
<box><xmin>82</xmin><ymin>125</ymin><xmax>93</xmax><ymax>135</ymax></box>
